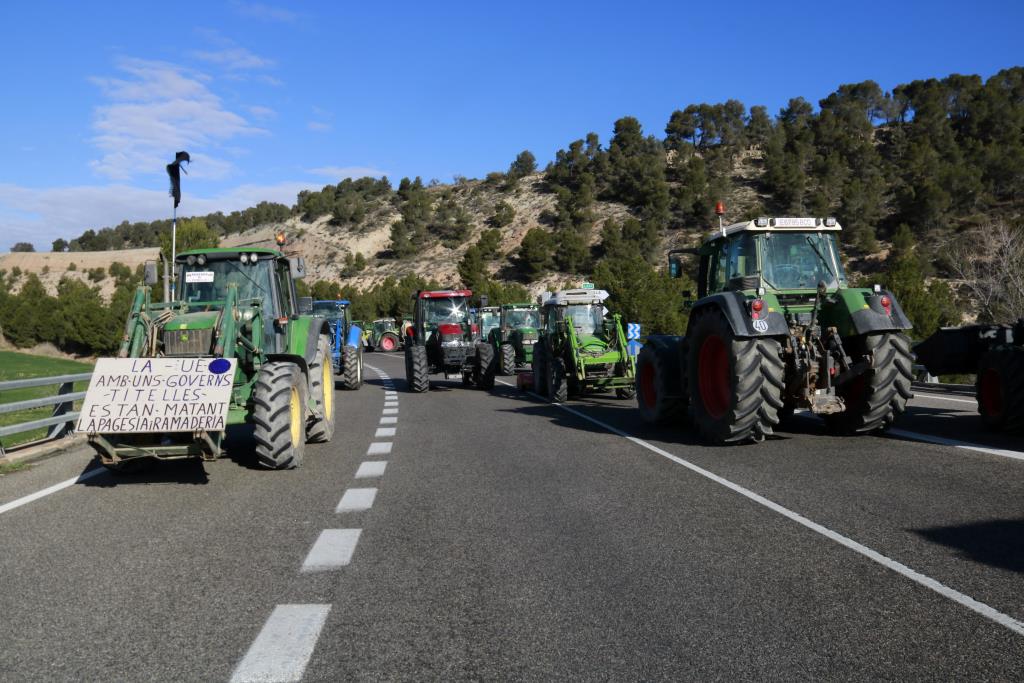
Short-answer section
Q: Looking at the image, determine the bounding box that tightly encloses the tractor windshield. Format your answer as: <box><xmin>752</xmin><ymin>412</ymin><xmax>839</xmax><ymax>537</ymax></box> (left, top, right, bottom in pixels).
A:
<box><xmin>479</xmin><ymin>311</ymin><xmax>499</xmax><ymax>338</ymax></box>
<box><xmin>312</xmin><ymin>301</ymin><xmax>344</xmax><ymax>320</ymax></box>
<box><xmin>564</xmin><ymin>304</ymin><xmax>604</xmax><ymax>336</ymax></box>
<box><xmin>505</xmin><ymin>309</ymin><xmax>540</xmax><ymax>330</ymax></box>
<box><xmin>180</xmin><ymin>258</ymin><xmax>272</xmax><ymax>305</ymax></box>
<box><xmin>422</xmin><ymin>297</ymin><xmax>470</xmax><ymax>325</ymax></box>
<box><xmin>760</xmin><ymin>232</ymin><xmax>846</xmax><ymax>290</ymax></box>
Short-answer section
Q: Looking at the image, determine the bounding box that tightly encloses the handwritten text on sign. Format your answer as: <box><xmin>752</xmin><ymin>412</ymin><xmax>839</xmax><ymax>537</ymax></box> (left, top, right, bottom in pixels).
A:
<box><xmin>77</xmin><ymin>357</ymin><xmax>237</xmax><ymax>434</ymax></box>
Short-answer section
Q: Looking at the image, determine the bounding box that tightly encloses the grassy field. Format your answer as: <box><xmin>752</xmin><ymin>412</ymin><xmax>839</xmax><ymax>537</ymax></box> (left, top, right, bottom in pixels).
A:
<box><xmin>0</xmin><ymin>351</ymin><xmax>94</xmax><ymax>451</ymax></box>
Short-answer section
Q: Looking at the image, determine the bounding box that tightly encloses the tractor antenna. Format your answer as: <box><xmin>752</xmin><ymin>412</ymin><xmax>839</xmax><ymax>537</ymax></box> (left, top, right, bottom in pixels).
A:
<box><xmin>166</xmin><ymin>150</ymin><xmax>190</xmax><ymax>300</ymax></box>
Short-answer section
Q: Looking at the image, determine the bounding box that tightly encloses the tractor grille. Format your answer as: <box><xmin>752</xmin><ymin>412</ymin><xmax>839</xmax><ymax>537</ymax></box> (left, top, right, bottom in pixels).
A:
<box><xmin>584</xmin><ymin>363</ymin><xmax>614</xmax><ymax>378</ymax></box>
<box><xmin>162</xmin><ymin>328</ymin><xmax>214</xmax><ymax>356</ymax></box>
<box><xmin>776</xmin><ymin>293</ymin><xmax>817</xmax><ymax>308</ymax></box>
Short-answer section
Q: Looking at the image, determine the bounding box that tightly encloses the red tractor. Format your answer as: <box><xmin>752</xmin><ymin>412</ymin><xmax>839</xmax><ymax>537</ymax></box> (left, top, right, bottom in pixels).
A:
<box><xmin>404</xmin><ymin>289</ymin><xmax>495</xmax><ymax>392</ymax></box>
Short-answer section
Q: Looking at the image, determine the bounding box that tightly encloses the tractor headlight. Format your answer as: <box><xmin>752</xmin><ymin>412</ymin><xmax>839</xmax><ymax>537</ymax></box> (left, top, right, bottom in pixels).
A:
<box><xmin>239</xmin><ymin>253</ymin><xmax>249</xmax><ymax>264</ymax></box>
<box><xmin>240</xmin><ymin>308</ymin><xmax>256</xmax><ymax>322</ymax></box>
<box><xmin>197</xmin><ymin>255</ymin><xmax>207</xmax><ymax>266</ymax></box>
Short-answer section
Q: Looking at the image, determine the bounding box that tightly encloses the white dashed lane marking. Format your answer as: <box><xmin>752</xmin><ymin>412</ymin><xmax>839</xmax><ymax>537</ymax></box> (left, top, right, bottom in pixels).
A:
<box><xmin>380</xmin><ymin>416</ymin><xmax>398</xmax><ymax>424</ymax></box>
<box><xmin>355</xmin><ymin>461</ymin><xmax>388</xmax><ymax>479</ymax></box>
<box><xmin>301</xmin><ymin>529</ymin><xmax>362</xmax><ymax>571</ymax></box>
<box><xmin>375</xmin><ymin>427</ymin><xmax>396</xmax><ymax>438</ymax></box>
<box><xmin>336</xmin><ymin>488</ymin><xmax>377</xmax><ymax>513</ymax></box>
<box><xmin>229</xmin><ymin>604</ymin><xmax>330</xmax><ymax>683</ymax></box>
<box><xmin>382</xmin><ymin>408</ymin><xmax>398</xmax><ymax>415</ymax></box>
<box><xmin>367</xmin><ymin>442</ymin><xmax>393</xmax><ymax>455</ymax></box>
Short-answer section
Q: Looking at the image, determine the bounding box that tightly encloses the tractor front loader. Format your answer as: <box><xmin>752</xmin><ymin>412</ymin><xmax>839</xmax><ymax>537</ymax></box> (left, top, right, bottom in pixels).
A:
<box><xmin>84</xmin><ymin>247</ymin><xmax>335</xmax><ymax>471</ymax></box>
<box><xmin>636</xmin><ymin>217</ymin><xmax>914</xmax><ymax>444</ymax></box>
<box><xmin>404</xmin><ymin>289</ymin><xmax>494</xmax><ymax>392</ymax></box>
<box><xmin>532</xmin><ymin>288</ymin><xmax>636</xmax><ymax>402</ymax></box>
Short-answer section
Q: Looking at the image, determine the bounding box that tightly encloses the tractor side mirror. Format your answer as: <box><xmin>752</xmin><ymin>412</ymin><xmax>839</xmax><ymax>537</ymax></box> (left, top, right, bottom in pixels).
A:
<box><xmin>289</xmin><ymin>257</ymin><xmax>307</xmax><ymax>280</ymax></box>
<box><xmin>668</xmin><ymin>257</ymin><xmax>682</xmax><ymax>279</ymax></box>
<box><xmin>144</xmin><ymin>261</ymin><xmax>159</xmax><ymax>286</ymax></box>
<box><xmin>297</xmin><ymin>296</ymin><xmax>313</xmax><ymax>314</ymax></box>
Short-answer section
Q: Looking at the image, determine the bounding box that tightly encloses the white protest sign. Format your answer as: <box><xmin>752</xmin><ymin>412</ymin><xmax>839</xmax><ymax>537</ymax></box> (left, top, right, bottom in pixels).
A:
<box><xmin>77</xmin><ymin>357</ymin><xmax>237</xmax><ymax>434</ymax></box>
<box><xmin>185</xmin><ymin>271</ymin><xmax>215</xmax><ymax>283</ymax></box>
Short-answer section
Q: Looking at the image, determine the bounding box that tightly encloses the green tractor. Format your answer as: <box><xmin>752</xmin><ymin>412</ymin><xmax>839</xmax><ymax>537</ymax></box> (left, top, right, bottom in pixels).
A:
<box><xmin>86</xmin><ymin>247</ymin><xmax>334</xmax><ymax>470</ymax></box>
<box><xmin>404</xmin><ymin>289</ymin><xmax>495</xmax><ymax>391</ymax></box>
<box><xmin>366</xmin><ymin>318</ymin><xmax>403</xmax><ymax>352</ymax></box>
<box><xmin>531</xmin><ymin>288</ymin><xmax>636</xmax><ymax>402</ymax></box>
<box><xmin>636</xmin><ymin>216</ymin><xmax>914</xmax><ymax>443</ymax></box>
<box><xmin>486</xmin><ymin>303</ymin><xmax>542</xmax><ymax>376</ymax></box>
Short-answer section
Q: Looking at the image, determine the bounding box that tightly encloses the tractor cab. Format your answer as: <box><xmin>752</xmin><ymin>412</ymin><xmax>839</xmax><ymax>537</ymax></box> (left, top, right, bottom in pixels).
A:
<box><xmin>175</xmin><ymin>248</ymin><xmax>305</xmax><ymax>355</ymax></box>
<box><xmin>477</xmin><ymin>307</ymin><xmax>500</xmax><ymax>341</ymax></box>
<box><xmin>413</xmin><ymin>290</ymin><xmax>474</xmax><ymax>343</ymax></box>
<box><xmin>542</xmin><ymin>289</ymin><xmax>613</xmax><ymax>345</ymax></box>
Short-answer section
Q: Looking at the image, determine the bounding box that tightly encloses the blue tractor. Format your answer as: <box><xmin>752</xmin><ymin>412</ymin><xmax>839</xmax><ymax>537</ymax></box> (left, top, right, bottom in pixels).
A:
<box><xmin>311</xmin><ymin>300</ymin><xmax>364</xmax><ymax>389</ymax></box>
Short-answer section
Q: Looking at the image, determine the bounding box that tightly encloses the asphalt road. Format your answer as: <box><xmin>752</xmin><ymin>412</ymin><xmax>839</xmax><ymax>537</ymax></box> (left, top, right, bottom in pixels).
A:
<box><xmin>1</xmin><ymin>352</ymin><xmax>1022</xmax><ymax>681</ymax></box>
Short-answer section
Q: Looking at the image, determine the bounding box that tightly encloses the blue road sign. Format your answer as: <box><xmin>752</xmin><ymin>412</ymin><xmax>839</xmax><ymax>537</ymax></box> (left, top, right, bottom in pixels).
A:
<box><xmin>628</xmin><ymin>340</ymin><xmax>643</xmax><ymax>356</ymax></box>
<box><xmin>626</xmin><ymin>322</ymin><xmax>641</xmax><ymax>340</ymax></box>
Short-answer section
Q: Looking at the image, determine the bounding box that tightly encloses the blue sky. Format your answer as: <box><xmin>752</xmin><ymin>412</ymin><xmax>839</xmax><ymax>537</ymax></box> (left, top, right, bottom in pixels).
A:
<box><xmin>1</xmin><ymin>0</ymin><xmax>1021</xmax><ymax>251</ymax></box>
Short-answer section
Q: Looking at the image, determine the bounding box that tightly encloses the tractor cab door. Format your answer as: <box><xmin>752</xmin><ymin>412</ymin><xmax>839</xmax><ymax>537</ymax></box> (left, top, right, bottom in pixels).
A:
<box><xmin>267</xmin><ymin>259</ymin><xmax>298</xmax><ymax>353</ymax></box>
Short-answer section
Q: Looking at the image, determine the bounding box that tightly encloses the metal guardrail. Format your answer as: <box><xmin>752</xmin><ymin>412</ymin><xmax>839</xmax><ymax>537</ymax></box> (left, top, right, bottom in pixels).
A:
<box><xmin>0</xmin><ymin>372</ymin><xmax>92</xmax><ymax>456</ymax></box>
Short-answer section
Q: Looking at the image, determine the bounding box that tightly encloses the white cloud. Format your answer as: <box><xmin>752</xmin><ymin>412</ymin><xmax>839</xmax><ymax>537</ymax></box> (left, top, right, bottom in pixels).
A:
<box><xmin>192</xmin><ymin>47</ymin><xmax>273</xmax><ymax>71</ymax></box>
<box><xmin>248</xmin><ymin>105</ymin><xmax>277</xmax><ymax>120</ymax></box>
<box><xmin>88</xmin><ymin>58</ymin><xmax>266</xmax><ymax>181</ymax></box>
<box><xmin>307</xmin><ymin>121</ymin><xmax>332</xmax><ymax>132</ymax></box>
<box><xmin>0</xmin><ymin>181</ymin><xmax>318</xmax><ymax>251</ymax></box>
<box><xmin>306</xmin><ymin>166</ymin><xmax>388</xmax><ymax>179</ymax></box>
<box><xmin>232</xmin><ymin>1</ymin><xmax>297</xmax><ymax>23</ymax></box>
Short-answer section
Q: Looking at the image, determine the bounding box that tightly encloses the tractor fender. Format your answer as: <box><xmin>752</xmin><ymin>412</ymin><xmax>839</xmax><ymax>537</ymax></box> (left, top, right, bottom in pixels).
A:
<box><xmin>277</xmin><ymin>317</ymin><xmax>331</xmax><ymax>375</ymax></box>
<box><xmin>848</xmin><ymin>288</ymin><xmax>913</xmax><ymax>335</ymax></box>
<box><xmin>688</xmin><ymin>292</ymin><xmax>789</xmax><ymax>338</ymax></box>
<box><xmin>346</xmin><ymin>324</ymin><xmax>363</xmax><ymax>349</ymax></box>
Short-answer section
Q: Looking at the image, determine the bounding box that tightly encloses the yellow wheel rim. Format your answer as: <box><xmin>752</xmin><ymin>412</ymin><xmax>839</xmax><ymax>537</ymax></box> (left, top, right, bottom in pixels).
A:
<box><xmin>322</xmin><ymin>362</ymin><xmax>333</xmax><ymax>418</ymax></box>
<box><xmin>289</xmin><ymin>386</ymin><xmax>302</xmax><ymax>447</ymax></box>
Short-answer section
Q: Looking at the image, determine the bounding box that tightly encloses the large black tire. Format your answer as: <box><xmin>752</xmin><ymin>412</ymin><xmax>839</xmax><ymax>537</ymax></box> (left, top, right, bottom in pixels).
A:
<box><xmin>548</xmin><ymin>356</ymin><xmax>568</xmax><ymax>403</ymax></box>
<box><xmin>405</xmin><ymin>344</ymin><xmax>430</xmax><ymax>392</ymax></box>
<box><xmin>338</xmin><ymin>344</ymin><xmax>363</xmax><ymax>390</ymax></box>
<box><xmin>500</xmin><ymin>343</ymin><xmax>516</xmax><ymax>376</ymax></box>
<box><xmin>975</xmin><ymin>347</ymin><xmax>1024</xmax><ymax>433</ymax></box>
<box><xmin>636</xmin><ymin>344</ymin><xmax>686</xmax><ymax>424</ymax></box>
<box><xmin>378</xmin><ymin>332</ymin><xmax>400</xmax><ymax>353</ymax></box>
<box><xmin>306</xmin><ymin>335</ymin><xmax>336</xmax><ymax>443</ymax></box>
<box><xmin>252</xmin><ymin>362</ymin><xmax>307</xmax><ymax>469</ymax></box>
<box><xmin>824</xmin><ymin>332</ymin><xmax>913</xmax><ymax>435</ymax></box>
<box><xmin>687</xmin><ymin>310</ymin><xmax>784</xmax><ymax>444</ymax></box>
<box><xmin>532</xmin><ymin>342</ymin><xmax>549</xmax><ymax>397</ymax></box>
<box><xmin>476</xmin><ymin>342</ymin><xmax>496</xmax><ymax>389</ymax></box>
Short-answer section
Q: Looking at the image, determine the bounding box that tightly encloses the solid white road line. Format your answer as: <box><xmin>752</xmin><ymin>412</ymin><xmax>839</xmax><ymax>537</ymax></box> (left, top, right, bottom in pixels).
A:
<box><xmin>495</xmin><ymin>379</ymin><xmax>1024</xmax><ymax>638</ymax></box>
<box><xmin>367</xmin><ymin>442</ymin><xmax>393</xmax><ymax>455</ymax></box>
<box><xmin>355</xmin><ymin>461</ymin><xmax>388</xmax><ymax>479</ymax></box>
<box><xmin>912</xmin><ymin>392</ymin><xmax>978</xmax><ymax>406</ymax></box>
<box><xmin>375</xmin><ymin>427</ymin><xmax>396</xmax><ymax>438</ymax></box>
<box><xmin>230</xmin><ymin>604</ymin><xmax>330</xmax><ymax>683</ymax></box>
<box><xmin>888</xmin><ymin>429</ymin><xmax>1024</xmax><ymax>462</ymax></box>
<box><xmin>301</xmin><ymin>529</ymin><xmax>362</xmax><ymax>571</ymax></box>
<box><xmin>380</xmin><ymin>416</ymin><xmax>398</xmax><ymax>425</ymax></box>
<box><xmin>382</xmin><ymin>408</ymin><xmax>398</xmax><ymax>415</ymax></box>
<box><xmin>336</xmin><ymin>487</ymin><xmax>377</xmax><ymax>513</ymax></box>
<box><xmin>0</xmin><ymin>467</ymin><xmax>106</xmax><ymax>516</ymax></box>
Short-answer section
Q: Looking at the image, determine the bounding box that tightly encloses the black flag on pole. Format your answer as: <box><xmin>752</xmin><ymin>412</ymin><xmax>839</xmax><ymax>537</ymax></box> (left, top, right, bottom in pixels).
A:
<box><xmin>166</xmin><ymin>151</ymin><xmax>191</xmax><ymax>208</ymax></box>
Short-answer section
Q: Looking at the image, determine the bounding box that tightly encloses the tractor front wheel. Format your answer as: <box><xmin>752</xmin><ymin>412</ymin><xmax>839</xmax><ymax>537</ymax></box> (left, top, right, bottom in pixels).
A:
<box><xmin>406</xmin><ymin>344</ymin><xmax>430</xmax><ymax>392</ymax></box>
<box><xmin>475</xmin><ymin>342</ymin><xmax>496</xmax><ymax>389</ymax></box>
<box><xmin>379</xmin><ymin>332</ymin><xmax>400</xmax><ymax>352</ymax></box>
<box><xmin>252</xmin><ymin>362</ymin><xmax>307</xmax><ymax>469</ymax></box>
<box><xmin>306</xmin><ymin>335</ymin><xmax>336</xmax><ymax>443</ymax></box>
<box><xmin>635</xmin><ymin>344</ymin><xmax>685</xmax><ymax>424</ymax></box>
<box><xmin>547</xmin><ymin>356</ymin><xmax>568</xmax><ymax>403</ymax></box>
<box><xmin>686</xmin><ymin>310</ymin><xmax>784</xmax><ymax>444</ymax></box>
<box><xmin>339</xmin><ymin>345</ymin><xmax>363</xmax><ymax>390</ymax></box>
<box><xmin>824</xmin><ymin>332</ymin><xmax>913</xmax><ymax>434</ymax></box>
<box><xmin>976</xmin><ymin>347</ymin><xmax>1024</xmax><ymax>433</ymax></box>
<box><xmin>500</xmin><ymin>343</ymin><xmax>516</xmax><ymax>376</ymax></box>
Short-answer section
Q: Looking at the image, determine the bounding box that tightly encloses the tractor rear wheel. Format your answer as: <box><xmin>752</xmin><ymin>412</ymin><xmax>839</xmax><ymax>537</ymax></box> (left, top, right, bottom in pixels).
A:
<box><xmin>339</xmin><ymin>345</ymin><xmax>362</xmax><ymax>390</ymax></box>
<box><xmin>252</xmin><ymin>362</ymin><xmax>307</xmax><ymax>469</ymax></box>
<box><xmin>379</xmin><ymin>332</ymin><xmax>400</xmax><ymax>352</ymax></box>
<box><xmin>824</xmin><ymin>332</ymin><xmax>913</xmax><ymax>434</ymax></box>
<box><xmin>306</xmin><ymin>335</ymin><xmax>336</xmax><ymax>443</ymax></box>
<box><xmin>636</xmin><ymin>344</ymin><xmax>686</xmax><ymax>424</ymax></box>
<box><xmin>976</xmin><ymin>347</ymin><xmax>1024</xmax><ymax>433</ymax></box>
<box><xmin>500</xmin><ymin>343</ymin><xmax>516</xmax><ymax>376</ymax></box>
<box><xmin>406</xmin><ymin>344</ymin><xmax>430</xmax><ymax>392</ymax></box>
<box><xmin>475</xmin><ymin>342</ymin><xmax>496</xmax><ymax>389</ymax></box>
<box><xmin>686</xmin><ymin>310</ymin><xmax>784</xmax><ymax>444</ymax></box>
<box><xmin>548</xmin><ymin>356</ymin><xmax>568</xmax><ymax>403</ymax></box>
<box><xmin>532</xmin><ymin>343</ymin><xmax>549</xmax><ymax>397</ymax></box>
